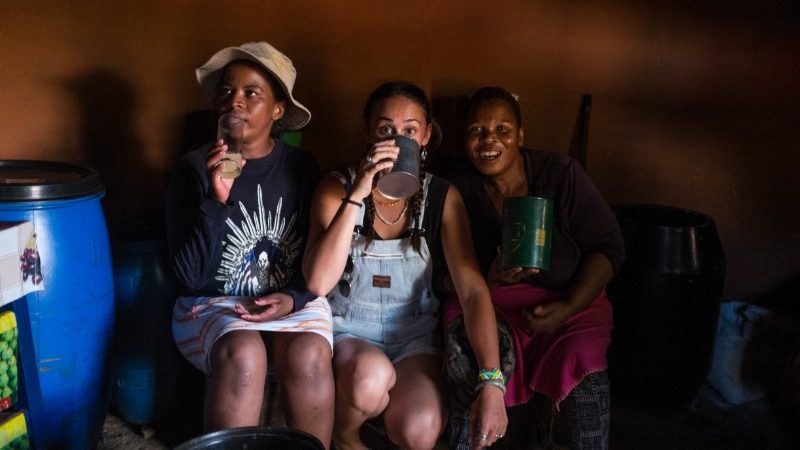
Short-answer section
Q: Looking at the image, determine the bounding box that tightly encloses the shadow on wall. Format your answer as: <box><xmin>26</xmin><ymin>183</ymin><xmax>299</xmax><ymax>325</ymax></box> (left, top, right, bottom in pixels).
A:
<box><xmin>172</xmin><ymin>110</ymin><xmax>216</xmax><ymax>159</ymax></box>
<box><xmin>428</xmin><ymin>94</ymin><xmax>470</xmax><ymax>178</ymax></box>
<box><xmin>65</xmin><ymin>69</ymin><xmax>164</xmax><ymax>239</ymax></box>
<box><xmin>746</xmin><ymin>273</ymin><xmax>800</xmax><ymax>322</ymax></box>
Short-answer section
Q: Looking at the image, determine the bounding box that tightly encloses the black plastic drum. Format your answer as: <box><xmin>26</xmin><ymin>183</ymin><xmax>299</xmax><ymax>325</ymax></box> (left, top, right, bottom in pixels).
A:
<box><xmin>607</xmin><ymin>204</ymin><xmax>726</xmax><ymax>410</ymax></box>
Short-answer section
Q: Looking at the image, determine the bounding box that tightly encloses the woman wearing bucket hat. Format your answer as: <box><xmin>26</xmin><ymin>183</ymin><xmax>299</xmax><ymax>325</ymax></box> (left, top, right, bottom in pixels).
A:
<box><xmin>303</xmin><ymin>81</ymin><xmax>507</xmax><ymax>450</ymax></box>
<box><xmin>166</xmin><ymin>42</ymin><xmax>333</xmax><ymax>447</ymax></box>
<box><xmin>441</xmin><ymin>87</ymin><xmax>625</xmax><ymax>449</ymax></box>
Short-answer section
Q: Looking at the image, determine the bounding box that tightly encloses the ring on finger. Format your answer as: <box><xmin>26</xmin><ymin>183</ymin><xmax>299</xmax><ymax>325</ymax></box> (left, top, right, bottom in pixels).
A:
<box><xmin>478</xmin><ymin>433</ymin><xmax>488</xmax><ymax>441</ymax></box>
<box><xmin>496</xmin><ymin>433</ymin><xmax>504</xmax><ymax>438</ymax></box>
<box><xmin>366</xmin><ymin>155</ymin><xmax>373</xmax><ymax>164</ymax></box>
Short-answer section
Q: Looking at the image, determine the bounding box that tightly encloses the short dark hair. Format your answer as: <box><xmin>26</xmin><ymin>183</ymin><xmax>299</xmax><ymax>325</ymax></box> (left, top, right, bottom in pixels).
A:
<box><xmin>467</xmin><ymin>86</ymin><xmax>522</xmax><ymax>126</ymax></box>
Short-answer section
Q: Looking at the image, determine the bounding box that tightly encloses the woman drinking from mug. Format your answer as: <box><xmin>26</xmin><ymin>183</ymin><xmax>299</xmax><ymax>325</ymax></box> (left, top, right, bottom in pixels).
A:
<box><xmin>442</xmin><ymin>87</ymin><xmax>624</xmax><ymax>450</ymax></box>
<box><xmin>303</xmin><ymin>81</ymin><xmax>507</xmax><ymax>450</ymax></box>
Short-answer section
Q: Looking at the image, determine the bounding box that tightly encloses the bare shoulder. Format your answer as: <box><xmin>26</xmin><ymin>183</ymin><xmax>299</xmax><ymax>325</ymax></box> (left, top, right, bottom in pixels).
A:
<box><xmin>313</xmin><ymin>172</ymin><xmax>348</xmax><ymax>201</ymax></box>
<box><xmin>442</xmin><ymin>184</ymin><xmax>467</xmax><ymax>217</ymax></box>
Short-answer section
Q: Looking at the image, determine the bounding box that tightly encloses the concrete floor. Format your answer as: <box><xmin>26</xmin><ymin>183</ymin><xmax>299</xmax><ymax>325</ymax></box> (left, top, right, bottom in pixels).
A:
<box><xmin>610</xmin><ymin>384</ymin><xmax>793</xmax><ymax>450</ymax></box>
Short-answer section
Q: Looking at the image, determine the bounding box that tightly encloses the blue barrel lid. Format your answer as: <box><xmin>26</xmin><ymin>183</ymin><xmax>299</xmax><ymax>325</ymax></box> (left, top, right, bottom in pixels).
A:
<box><xmin>0</xmin><ymin>160</ymin><xmax>104</xmax><ymax>201</ymax></box>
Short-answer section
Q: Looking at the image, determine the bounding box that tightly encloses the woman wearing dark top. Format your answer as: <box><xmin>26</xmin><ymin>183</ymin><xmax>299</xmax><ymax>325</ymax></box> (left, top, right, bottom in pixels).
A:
<box><xmin>166</xmin><ymin>42</ymin><xmax>333</xmax><ymax>448</ymax></box>
<box><xmin>443</xmin><ymin>87</ymin><xmax>624</xmax><ymax>450</ymax></box>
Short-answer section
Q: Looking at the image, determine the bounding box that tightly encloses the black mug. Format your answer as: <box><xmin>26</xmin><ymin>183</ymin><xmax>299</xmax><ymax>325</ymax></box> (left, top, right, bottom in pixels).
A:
<box><xmin>376</xmin><ymin>135</ymin><xmax>421</xmax><ymax>199</ymax></box>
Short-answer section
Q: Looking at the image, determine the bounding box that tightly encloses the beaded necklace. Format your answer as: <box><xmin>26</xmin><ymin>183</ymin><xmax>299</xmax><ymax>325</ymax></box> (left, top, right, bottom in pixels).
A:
<box><xmin>374</xmin><ymin>199</ymin><xmax>409</xmax><ymax>226</ymax></box>
<box><xmin>373</xmin><ymin>194</ymin><xmax>401</xmax><ymax>206</ymax></box>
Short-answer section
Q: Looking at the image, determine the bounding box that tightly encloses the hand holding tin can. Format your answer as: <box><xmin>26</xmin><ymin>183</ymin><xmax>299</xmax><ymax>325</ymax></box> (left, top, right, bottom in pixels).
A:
<box><xmin>501</xmin><ymin>196</ymin><xmax>553</xmax><ymax>270</ymax></box>
<box><xmin>375</xmin><ymin>135</ymin><xmax>421</xmax><ymax>199</ymax></box>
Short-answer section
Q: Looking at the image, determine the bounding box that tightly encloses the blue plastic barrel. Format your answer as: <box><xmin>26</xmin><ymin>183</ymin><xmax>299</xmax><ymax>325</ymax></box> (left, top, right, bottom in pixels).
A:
<box><xmin>111</xmin><ymin>233</ymin><xmax>175</xmax><ymax>425</ymax></box>
<box><xmin>110</xmin><ymin>221</ymin><xmax>204</xmax><ymax>446</ymax></box>
<box><xmin>111</xmin><ymin>235</ymin><xmax>167</xmax><ymax>426</ymax></box>
<box><xmin>111</xmin><ymin>354</ymin><xmax>156</xmax><ymax>425</ymax></box>
<box><xmin>0</xmin><ymin>160</ymin><xmax>114</xmax><ymax>449</ymax></box>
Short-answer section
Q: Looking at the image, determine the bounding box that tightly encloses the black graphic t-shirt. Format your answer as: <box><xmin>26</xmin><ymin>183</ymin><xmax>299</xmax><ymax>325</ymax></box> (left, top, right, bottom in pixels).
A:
<box><xmin>166</xmin><ymin>139</ymin><xmax>321</xmax><ymax>311</ymax></box>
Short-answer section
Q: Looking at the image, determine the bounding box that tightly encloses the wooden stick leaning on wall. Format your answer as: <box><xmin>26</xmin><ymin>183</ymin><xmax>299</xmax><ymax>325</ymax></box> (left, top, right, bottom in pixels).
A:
<box><xmin>569</xmin><ymin>94</ymin><xmax>592</xmax><ymax>171</ymax></box>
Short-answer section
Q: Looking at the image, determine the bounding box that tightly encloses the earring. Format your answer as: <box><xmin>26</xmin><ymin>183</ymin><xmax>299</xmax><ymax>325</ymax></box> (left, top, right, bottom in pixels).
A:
<box><xmin>421</xmin><ymin>146</ymin><xmax>427</xmax><ymax>161</ymax></box>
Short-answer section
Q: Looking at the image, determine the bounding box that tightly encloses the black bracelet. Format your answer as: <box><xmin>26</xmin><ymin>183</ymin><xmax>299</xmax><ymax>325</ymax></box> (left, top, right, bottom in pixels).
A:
<box><xmin>341</xmin><ymin>197</ymin><xmax>362</xmax><ymax>207</ymax></box>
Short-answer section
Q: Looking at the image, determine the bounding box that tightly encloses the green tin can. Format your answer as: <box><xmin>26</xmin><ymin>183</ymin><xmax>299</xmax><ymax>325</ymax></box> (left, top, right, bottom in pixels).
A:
<box><xmin>501</xmin><ymin>196</ymin><xmax>553</xmax><ymax>270</ymax></box>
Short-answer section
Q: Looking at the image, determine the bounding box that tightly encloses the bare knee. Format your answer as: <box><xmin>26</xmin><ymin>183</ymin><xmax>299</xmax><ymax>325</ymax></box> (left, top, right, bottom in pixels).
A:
<box><xmin>336</xmin><ymin>356</ymin><xmax>394</xmax><ymax>413</ymax></box>
<box><xmin>275</xmin><ymin>333</ymin><xmax>332</xmax><ymax>385</ymax></box>
<box><xmin>385</xmin><ymin>405</ymin><xmax>443</xmax><ymax>450</ymax></box>
<box><xmin>210</xmin><ymin>331</ymin><xmax>267</xmax><ymax>392</ymax></box>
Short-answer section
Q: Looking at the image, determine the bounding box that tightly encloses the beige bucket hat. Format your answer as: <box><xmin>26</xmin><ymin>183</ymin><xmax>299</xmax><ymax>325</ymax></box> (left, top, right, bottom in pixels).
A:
<box><xmin>196</xmin><ymin>41</ymin><xmax>311</xmax><ymax>130</ymax></box>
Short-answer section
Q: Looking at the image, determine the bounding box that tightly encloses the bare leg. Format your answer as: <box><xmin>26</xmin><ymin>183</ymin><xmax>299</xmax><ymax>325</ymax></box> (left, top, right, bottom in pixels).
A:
<box><xmin>204</xmin><ymin>330</ymin><xmax>268</xmax><ymax>431</ymax></box>
<box><xmin>271</xmin><ymin>332</ymin><xmax>334</xmax><ymax>450</ymax></box>
<box><xmin>333</xmin><ymin>339</ymin><xmax>396</xmax><ymax>450</ymax></box>
<box><xmin>383</xmin><ymin>354</ymin><xmax>446</xmax><ymax>450</ymax></box>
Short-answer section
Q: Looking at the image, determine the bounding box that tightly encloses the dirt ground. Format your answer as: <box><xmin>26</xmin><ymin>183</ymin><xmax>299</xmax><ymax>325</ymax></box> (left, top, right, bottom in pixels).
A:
<box><xmin>97</xmin><ymin>414</ymin><xmax>170</xmax><ymax>450</ymax></box>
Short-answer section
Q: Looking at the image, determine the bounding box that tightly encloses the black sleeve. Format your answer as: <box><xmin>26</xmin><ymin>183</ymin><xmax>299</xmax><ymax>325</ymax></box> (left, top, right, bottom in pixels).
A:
<box><xmin>165</xmin><ymin>152</ymin><xmax>233</xmax><ymax>292</ymax></box>
<box><xmin>282</xmin><ymin>280</ymin><xmax>316</xmax><ymax>312</ymax></box>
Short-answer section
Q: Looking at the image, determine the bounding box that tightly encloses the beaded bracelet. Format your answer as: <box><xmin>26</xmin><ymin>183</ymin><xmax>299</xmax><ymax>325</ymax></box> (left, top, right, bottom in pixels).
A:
<box><xmin>478</xmin><ymin>368</ymin><xmax>505</xmax><ymax>383</ymax></box>
<box><xmin>475</xmin><ymin>379</ymin><xmax>507</xmax><ymax>394</ymax></box>
<box><xmin>341</xmin><ymin>197</ymin><xmax>362</xmax><ymax>207</ymax></box>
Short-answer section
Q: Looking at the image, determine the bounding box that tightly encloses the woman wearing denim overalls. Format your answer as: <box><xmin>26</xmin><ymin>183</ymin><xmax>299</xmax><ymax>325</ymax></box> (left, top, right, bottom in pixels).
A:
<box><xmin>303</xmin><ymin>82</ymin><xmax>507</xmax><ymax>450</ymax></box>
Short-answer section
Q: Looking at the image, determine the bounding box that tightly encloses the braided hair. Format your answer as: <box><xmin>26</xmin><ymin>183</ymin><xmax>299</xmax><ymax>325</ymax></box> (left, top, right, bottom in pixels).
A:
<box><xmin>362</xmin><ymin>81</ymin><xmax>440</xmax><ymax>253</ymax></box>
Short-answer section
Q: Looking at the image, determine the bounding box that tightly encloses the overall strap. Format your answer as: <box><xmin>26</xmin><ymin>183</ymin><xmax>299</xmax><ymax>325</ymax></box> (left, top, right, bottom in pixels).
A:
<box><xmin>412</xmin><ymin>173</ymin><xmax>432</xmax><ymax>234</ymax></box>
<box><xmin>342</xmin><ymin>167</ymin><xmax>366</xmax><ymax>228</ymax></box>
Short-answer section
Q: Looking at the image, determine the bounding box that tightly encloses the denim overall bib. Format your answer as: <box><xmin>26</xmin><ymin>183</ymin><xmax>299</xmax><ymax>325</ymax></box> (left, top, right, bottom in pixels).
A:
<box><xmin>329</xmin><ymin>173</ymin><xmax>441</xmax><ymax>362</ymax></box>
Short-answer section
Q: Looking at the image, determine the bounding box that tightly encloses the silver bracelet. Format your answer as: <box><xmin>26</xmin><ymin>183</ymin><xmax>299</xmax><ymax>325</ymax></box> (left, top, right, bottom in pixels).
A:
<box><xmin>475</xmin><ymin>379</ymin><xmax>507</xmax><ymax>394</ymax></box>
